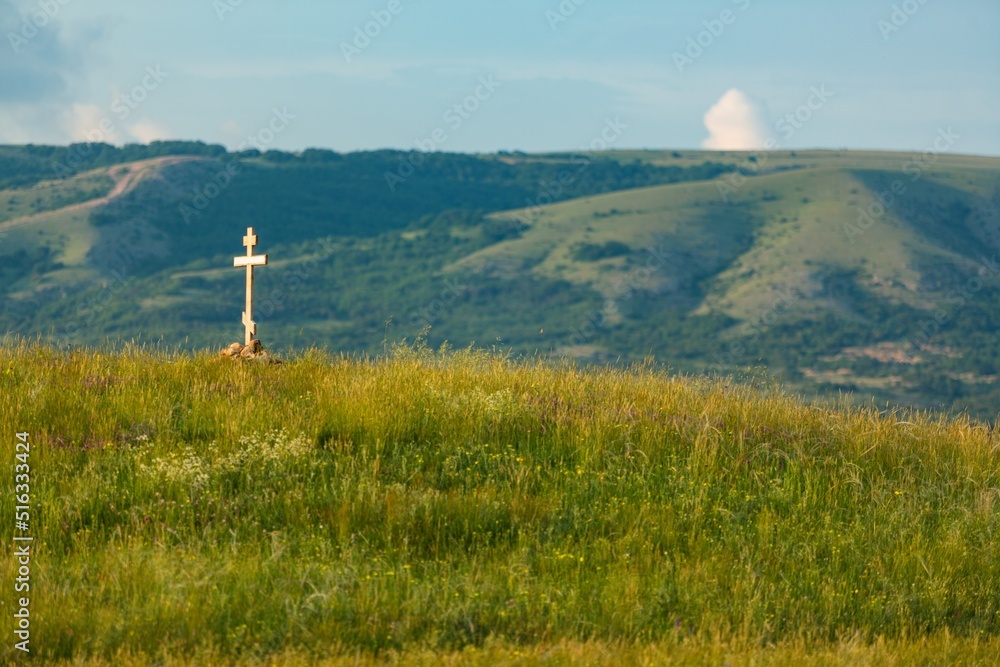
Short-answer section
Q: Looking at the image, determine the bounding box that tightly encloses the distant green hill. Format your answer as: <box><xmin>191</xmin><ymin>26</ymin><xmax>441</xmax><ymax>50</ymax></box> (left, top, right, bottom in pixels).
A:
<box><xmin>3</xmin><ymin>144</ymin><xmax>1000</xmax><ymax>418</ymax></box>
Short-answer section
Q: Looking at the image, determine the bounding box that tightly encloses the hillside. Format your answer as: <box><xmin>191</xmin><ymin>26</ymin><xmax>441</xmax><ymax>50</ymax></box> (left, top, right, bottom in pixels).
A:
<box><xmin>1</xmin><ymin>343</ymin><xmax>998</xmax><ymax>664</ymax></box>
<box><xmin>3</xmin><ymin>143</ymin><xmax>1000</xmax><ymax>418</ymax></box>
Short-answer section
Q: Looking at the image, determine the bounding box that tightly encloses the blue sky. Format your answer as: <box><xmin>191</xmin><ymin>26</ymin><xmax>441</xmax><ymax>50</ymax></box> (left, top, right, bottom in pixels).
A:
<box><xmin>2</xmin><ymin>0</ymin><xmax>998</xmax><ymax>155</ymax></box>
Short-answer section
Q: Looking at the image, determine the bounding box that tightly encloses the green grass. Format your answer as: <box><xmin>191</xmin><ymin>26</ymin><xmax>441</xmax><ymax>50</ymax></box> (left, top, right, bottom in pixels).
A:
<box><xmin>1</xmin><ymin>340</ymin><xmax>998</xmax><ymax>664</ymax></box>
<box><xmin>8</xmin><ymin>148</ymin><xmax>1000</xmax><ymax>418</ymax></box>
<box><xmin>462</xmin><ymin>162</ymin><xmax>998</xmax><ymax>323</ymax></box>
<box><xmin>0</xmin><ymin>169</ymin><xmax>118</xmax><ymax>297</ymax></box>
<box><xmin>0</xmin><ymin>171</ymin><xmax>114</xmax><ymax>224</ymax></box>
<box><xmin>617</xmin><ymin>148</ymin><xmax>1000</xmax><ymax>173</ymax></box>
<box><xmin>454</xmin><ymin>174</ymin><xmax>762</xmax><ymax>294</ymax></box>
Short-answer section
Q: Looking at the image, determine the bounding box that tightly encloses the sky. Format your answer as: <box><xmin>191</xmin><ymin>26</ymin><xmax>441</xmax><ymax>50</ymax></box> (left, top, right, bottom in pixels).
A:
<box><xmin>1</xmin><ymin>0</ymin><xmax>998</xmax><ymax>155</ymax></box>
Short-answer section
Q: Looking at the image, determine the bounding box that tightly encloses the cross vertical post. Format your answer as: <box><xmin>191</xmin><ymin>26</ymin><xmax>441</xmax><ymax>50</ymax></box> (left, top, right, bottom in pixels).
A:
<box><xmin>233</xmin><ymin>226</ymin><xmax>268</xmax><ymax>346</ymax></box>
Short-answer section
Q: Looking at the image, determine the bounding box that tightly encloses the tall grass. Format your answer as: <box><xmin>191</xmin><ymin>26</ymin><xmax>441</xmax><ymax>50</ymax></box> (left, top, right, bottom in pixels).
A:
<box><xmin>1</xmin><ymin>339</ymin><xmax>998</xmax><ymax>663</ymax></box>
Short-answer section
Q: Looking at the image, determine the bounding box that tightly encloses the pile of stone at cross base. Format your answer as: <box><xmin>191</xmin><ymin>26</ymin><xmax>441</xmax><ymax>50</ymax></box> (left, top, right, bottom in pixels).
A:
<box><xmin>220</xmin><ymin>339</ymin><xmax>281</xmax><ymax>363</ymax></box>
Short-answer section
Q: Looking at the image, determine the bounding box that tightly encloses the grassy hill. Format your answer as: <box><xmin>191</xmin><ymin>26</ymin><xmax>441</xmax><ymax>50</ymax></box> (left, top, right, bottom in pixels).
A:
<box><xmin>1</xmin><ymin>342</ymin><xmax>998</xmax><ymax>664</ymax></box>
<box><xmin>3</xmin><ymin>144</ymin><xmax>1000</xmax><ymax>418</ymax></box>
<box><xmin>471</xmin><ymin>155</ymin><xmax>1000</xmax><ymax>322</ymax></box>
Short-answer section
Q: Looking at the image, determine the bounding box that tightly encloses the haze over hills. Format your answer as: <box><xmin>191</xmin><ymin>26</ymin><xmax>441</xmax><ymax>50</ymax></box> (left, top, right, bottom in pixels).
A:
<box><xmin>3</xmin><ymin>142</ymin><xmax>1000</xmax><ymax>418</ymax></box>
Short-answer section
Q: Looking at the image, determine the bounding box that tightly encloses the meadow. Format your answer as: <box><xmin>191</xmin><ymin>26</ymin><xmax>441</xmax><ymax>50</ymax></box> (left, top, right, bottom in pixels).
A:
<box><xmin>8</xmin><ymin>145</ymin><xmax>1000</xmax><ymax>417</ymax></box>
<box><xmin>1</xmin><ymin>339</ymin><xmax>998</xmax><ymax>665</ymax></box>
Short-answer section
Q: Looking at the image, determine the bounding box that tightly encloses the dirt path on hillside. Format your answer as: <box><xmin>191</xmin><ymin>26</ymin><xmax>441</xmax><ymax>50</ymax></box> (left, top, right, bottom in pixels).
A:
<box><xmin>0</xmin><ymin>155</ymin><xmax>207</xmax><ymax>233</ymax></box>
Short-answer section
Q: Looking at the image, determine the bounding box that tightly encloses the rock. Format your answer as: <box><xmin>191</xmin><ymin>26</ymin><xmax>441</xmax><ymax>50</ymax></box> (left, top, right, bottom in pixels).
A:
<box><xmin>221</xmin><ymin>342</ymin><xmax>244</xmax><ymax>358</ymax></box>
<box><xmin>221</xmin><ymin>339</ymin><xmax>280</xmax><ymax>363</ymax></box>
<box><xmin>252</xmin><ymin>350</ymin><xmax>282</xmax><ymax>364</ymax></box>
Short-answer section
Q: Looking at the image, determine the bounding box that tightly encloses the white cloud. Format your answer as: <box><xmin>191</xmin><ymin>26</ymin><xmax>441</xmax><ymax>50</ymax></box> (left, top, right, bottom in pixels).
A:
<box><xmin>61</xmin><ymin>103</ymin><xmax>123</xmax><ymax>143</ymax></box>
<box><xmin>701</xmin><ymin>88</ymin><xmax>768</xmax><ymax>150</ymax></box>
<box><xmin>218</xmin><ymin>119</ymin><xmax>244</xmax><ymax>146</ymax></box>
<box><xmin>127</xmin><ymin>119</ymin><xmax>170</xmax><ymax>144</ymax></box>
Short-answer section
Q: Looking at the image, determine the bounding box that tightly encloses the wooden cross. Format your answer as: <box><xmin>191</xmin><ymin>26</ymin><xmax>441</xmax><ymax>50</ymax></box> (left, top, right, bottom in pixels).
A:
<box><xmin>233</xmin><ymin>227</ymin><xmax>268</xmax><ymax>345</ymax></box>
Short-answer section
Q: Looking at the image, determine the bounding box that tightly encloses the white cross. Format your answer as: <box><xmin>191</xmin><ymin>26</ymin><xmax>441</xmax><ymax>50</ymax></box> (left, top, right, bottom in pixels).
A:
<box><xmin>233</xmin><ymin>226</ymin><xmax>268</xmax><ymax>345</ymax></box>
